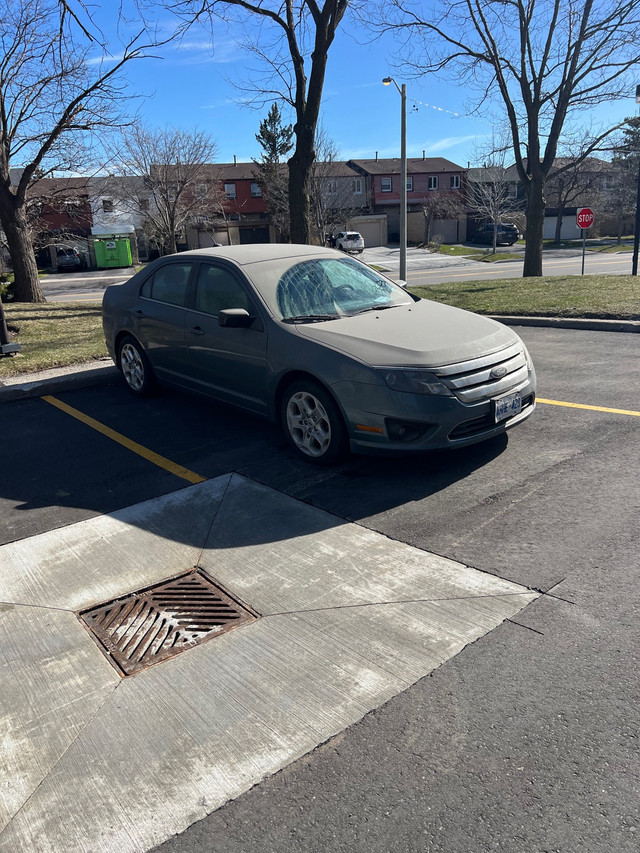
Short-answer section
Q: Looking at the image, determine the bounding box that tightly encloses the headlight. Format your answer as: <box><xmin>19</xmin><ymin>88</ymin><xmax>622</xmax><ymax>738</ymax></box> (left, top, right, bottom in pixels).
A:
<box><xmin>381</xmin><ymin>368</ymin><xmax>454</xmax><ymax>396</ymax></box>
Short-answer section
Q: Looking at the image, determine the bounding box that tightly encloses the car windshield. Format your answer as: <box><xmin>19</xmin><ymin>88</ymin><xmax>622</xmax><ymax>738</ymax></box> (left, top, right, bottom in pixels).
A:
<box><xmin>264</xmin><ymin>257</ymin><xmax>412</xmax><ymax>320</ymax></box>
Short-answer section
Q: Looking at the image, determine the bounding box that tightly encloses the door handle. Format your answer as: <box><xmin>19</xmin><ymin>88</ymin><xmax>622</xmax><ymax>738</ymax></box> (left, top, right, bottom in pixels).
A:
<box><xmin>188</xmin><ymin>325</ymin><xmax>205</xmax><ymax>335</ymax></box>
<box><xmin>134</xmin><ymin>309</ymin><xmax>145</xmax><ymax>317</ymax></box>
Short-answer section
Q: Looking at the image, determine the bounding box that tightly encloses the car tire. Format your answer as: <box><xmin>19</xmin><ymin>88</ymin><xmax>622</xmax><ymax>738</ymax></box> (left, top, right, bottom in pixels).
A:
<box><xmin>281</xmin><ymin>379</ymin><xmax>348</xmax><ymax>465</ymax></box>
<box><xmin>117</xmin><ymin>334</ymin><xmax>156</xmax><ymax>396</ymax></box>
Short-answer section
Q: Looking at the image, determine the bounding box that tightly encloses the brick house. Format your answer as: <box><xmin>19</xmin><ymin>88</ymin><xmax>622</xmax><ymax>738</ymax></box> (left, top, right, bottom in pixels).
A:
<box><xmin>349</xmin><ymin>156</ymin><xmax>467</xmax><ymax>243</ymax></box>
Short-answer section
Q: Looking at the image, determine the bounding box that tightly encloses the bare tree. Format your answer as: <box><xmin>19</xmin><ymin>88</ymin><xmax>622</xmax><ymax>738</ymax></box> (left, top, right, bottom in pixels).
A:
<box><xmin>381</xmin><ymin>0</ymin><xmax>640</xmax><ymax>276</ymax></box>
<box><xmin>0</xmin><ymin>0</ymin><xmax>170</xmax><ymax>302</ymax></box>
<box><xmin>309</xmin><ymin>131</ymin><xmax>365</xmax><ymax>243</ymax></box>
<box><xmin>109</xmin><ymin>125</ymin><xmax>220</xmax><ymax>255</ymax></box>
<box><xmin>545</xmin><ymin>158</ymin><xmax>608</xmax><ymax>242</ymax></box>
<box><xmin>167</xmin><ymin>0</ymin><xmax>349</xmax><ymax>244</ymax></box>
<box><xmin>466</xmin><ymin>163</ymin><xmax>522</xmax><ymax>253</ymax></box>
<box><xmin>420</xmin><ymin>190</ymin><xmax>466</xmax><ymax>248</ymax></box>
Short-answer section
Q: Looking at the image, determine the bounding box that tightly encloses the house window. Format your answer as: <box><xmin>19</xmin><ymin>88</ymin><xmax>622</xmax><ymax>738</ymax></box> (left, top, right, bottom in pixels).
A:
<box><xmin>406</xmin><ymin>176</ymin><xmax>413</xmax><ymax>192</ymax></box>
<box><xmin>450</xmin><ymin>175</ymin><xmax>460</xmax><ymax>189</ymax></box>
<box><xmin>352</xmin><ymin>178</ymin><xmax>363</xmax><ymax>194</ymax></box>
<box><xmin>102</xmin><ymin>199</ymin><xmax>114</xmax><ymax>213</ymax></box>
<box><xmin>251</xmin><ymin>182</ymin><xmax>262</xmax><ymax>197</ymax></box>
<box><xmin>381</xmin><ymin>177</ymin><xmax>392</xmax><ymax>192</ymax></box>
<box><xmin>327</xmin><ymin>180</ymin><xmax>337</xmax><ymax>194</ymax></box>
<box><xmin>224</xmin><ymin>183</ymin><xmax>236</xmax><ymax>199</ymax></box>
<box><xmin>194</xmin><ymin>184</ymin><xmax>207</xmax><ymax>199</ymax></box>
<box><xmin>428</xmin><ymin>176</ymin><xmax>438</xmax><ymax>190</ymax></box>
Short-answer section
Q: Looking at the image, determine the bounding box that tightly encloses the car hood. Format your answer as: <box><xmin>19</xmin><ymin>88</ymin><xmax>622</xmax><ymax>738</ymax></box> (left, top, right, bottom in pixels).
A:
<box><xmin>294</xmin><ymin>298</ymin><xmax>520</xmax><ymax>367</ymax></box>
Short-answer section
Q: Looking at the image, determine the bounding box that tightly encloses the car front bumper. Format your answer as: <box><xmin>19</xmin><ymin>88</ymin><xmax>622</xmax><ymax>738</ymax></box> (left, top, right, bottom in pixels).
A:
<box><xmin>332</xmin><ymin>374</ymin><xmax>536</xmax><ymax>454</ymax></box>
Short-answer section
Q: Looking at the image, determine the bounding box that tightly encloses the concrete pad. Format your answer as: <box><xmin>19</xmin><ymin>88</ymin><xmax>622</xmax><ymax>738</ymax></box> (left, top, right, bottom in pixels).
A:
<box><xmin>0</xmin><ymin>474</ymin><xmax>538</xmax><ymax>852</ymax></box>
<box><xmin>0</xmin><ymin>477</ymin><xmax>230</xmax><ymax>610</ymax></box>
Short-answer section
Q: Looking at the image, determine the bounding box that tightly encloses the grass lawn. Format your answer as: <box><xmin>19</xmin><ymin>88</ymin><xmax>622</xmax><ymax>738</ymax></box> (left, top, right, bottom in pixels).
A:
<box><xmin>409</xmin><ymin>274</ymin><xmax>640</xmax><ymax>320</ymax></box>
<box><xmin>436</xmin><ymin>244</ymin><xmax>485</xmax><ymax>258</ymax></box>
<box><xmin>1</xmin><ymin>302</ymin><xmax>107</xmax><ymax>377</ymax></box>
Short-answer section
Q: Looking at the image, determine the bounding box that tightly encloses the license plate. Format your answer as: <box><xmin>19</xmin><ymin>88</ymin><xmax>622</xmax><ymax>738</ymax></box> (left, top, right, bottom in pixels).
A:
<box><xmin>494</xmin><ymin>390</ymin><xmax>522</xmax><ymax>422</ymax></box>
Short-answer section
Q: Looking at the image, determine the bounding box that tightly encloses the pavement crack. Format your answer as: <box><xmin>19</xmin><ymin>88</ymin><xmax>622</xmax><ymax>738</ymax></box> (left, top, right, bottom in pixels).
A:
<box><xmin>505</xmin><ymin>618</ymin><xmax>544</xmax><ymax>635</ymax></box>
<box><xmin>0</xmin><ymin>680</ymin><xmax>121</xmax><ymax>840</ymax></box>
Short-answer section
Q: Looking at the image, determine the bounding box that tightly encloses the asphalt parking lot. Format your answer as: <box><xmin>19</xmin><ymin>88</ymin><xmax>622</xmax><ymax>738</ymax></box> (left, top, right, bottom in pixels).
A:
<box><xmin>1</xmin><ymin>325</ymin><xmax>639</xmax><ymax>852</ymax></box>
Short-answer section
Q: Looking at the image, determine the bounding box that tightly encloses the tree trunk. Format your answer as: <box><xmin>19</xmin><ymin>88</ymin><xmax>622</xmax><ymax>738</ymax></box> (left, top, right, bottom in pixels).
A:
<box><xmin>288</xmin><ymin>143</ymin><xmax>313</xmax><ymax>244</ymax></box>
<box><xmin>554</xmin><ymin>210</ymin><xmax>564</xmax><ymax>243</ymax></box>
<box><xmin>0</xmin><ymin>204</ymin><xmax>45</xmax><ymax>302</ymax></box>
<box><xmin>523</xmin><ymin>180</ymin><xmax>546</xmax><ymax>277</ymax></box>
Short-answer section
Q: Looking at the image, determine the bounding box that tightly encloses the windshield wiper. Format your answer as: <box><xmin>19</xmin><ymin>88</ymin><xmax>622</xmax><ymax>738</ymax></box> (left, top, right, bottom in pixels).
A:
<box><xmin>348</xmin><ymin>303</ymin><xmax>406</xmax><ymax>316</ymax></box>
<box><xmin>284</xmin><ymin>313</ymin><xmax>341</xmax><ymax>323</ymax></box>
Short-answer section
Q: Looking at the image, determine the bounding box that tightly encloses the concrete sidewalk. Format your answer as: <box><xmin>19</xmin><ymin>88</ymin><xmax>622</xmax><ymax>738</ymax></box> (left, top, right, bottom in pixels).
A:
<box><xmin>0</xmin><ymin>474</ymin><xmax>538</xmax><ymax>852</ymax></box>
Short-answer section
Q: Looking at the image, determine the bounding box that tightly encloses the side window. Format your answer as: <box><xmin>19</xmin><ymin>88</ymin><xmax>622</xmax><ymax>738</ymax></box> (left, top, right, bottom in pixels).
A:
<box><xmin>140</xmin><ymin>263</ymin><xmax>192</xmax><ymax>306</ymax></box>
<box><xmin>195</xmin><ymin>264</ymin><xmax>252</xmax><ymax>316</ymax></box>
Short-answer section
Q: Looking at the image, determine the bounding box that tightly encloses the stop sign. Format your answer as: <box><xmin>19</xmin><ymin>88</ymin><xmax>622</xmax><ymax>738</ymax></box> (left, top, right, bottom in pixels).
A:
<box><xmin>577</xmin><ymin>207</ymin><xmax>594</xmax><ymax>229</ymax></box>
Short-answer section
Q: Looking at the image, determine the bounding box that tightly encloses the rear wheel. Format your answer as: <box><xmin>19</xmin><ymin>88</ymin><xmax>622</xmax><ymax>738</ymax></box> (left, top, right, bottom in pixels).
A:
<box><xmin>281</xmin><ymin>380</ymin><xmax>348</xmax><ymax>465</ymax></box>
<box><xmin>117</xmin><ymin>334</ymin><xmax>155</xmax><ymax>396</ymax></box>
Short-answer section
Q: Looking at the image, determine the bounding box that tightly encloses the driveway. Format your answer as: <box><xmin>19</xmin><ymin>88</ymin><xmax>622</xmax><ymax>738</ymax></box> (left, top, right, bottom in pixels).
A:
<box><xmin>0</xmin><ymin>326</ymin><xmax>638</xmax><ymax>852</ymax></box>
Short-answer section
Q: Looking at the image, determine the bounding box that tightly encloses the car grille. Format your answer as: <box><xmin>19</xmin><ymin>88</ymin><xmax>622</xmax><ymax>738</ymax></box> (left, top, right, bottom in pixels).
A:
<box><xmin>434</xmin><ymin>341</ymin><xmax>529</xmax><ymax>404</ymax></box>
<box><xmin>449</xmin><ymin>394</ymin><xmax>535</xmax><ymax>439</ymax></box>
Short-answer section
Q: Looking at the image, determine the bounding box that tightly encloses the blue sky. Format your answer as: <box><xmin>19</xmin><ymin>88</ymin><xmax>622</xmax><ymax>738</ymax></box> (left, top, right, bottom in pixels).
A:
<box><xmin>89</xmin><ymin>3</ymin><xmax>636</xmax><ymax>169</ymax></box>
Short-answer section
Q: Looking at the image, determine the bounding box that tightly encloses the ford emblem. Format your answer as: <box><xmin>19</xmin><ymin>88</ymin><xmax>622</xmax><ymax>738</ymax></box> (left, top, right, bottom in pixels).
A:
<box><xmin>491</xmin><ymin>365</ymin><xmax>508</xmax><ymax>379</ymax></box>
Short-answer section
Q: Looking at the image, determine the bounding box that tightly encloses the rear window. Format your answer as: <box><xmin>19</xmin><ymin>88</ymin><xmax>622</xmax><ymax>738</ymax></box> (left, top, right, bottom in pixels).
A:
<box><xmin>140</xmin><ymin>263</ymin><xmax>192</xmax><ymax>307</ymax></box>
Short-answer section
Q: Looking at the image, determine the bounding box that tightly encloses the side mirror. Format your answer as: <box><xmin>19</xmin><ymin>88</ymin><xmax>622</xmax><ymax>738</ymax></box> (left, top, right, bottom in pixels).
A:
<box><xmin>218</xmin><ymin>308</ymin><xmax>254</xmax><ymax>328</ymax></box>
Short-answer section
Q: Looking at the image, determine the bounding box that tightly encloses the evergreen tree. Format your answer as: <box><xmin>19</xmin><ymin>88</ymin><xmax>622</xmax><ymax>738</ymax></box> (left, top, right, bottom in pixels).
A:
<box><xmin>254</xmin><ymin>105</ymin><xmax>294</xmax><ymax>241</ymax></box>
<box><xmin>255</xmin><ymin>105</ymin><xmax>294</xmax><ymax>165</ymax></box>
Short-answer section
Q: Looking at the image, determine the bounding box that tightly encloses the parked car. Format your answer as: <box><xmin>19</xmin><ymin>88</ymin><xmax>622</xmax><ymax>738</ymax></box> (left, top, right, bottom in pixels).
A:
<box><xmin>471</xmin><ymin>223</ymin><xmax>519</xmax><ymax>246</ymax></box>
<box><xmin>334</xmin><ymin>231</ymin><xmax>365</xmax><ymax>253</ymax></box>
<box><xmin>56</xmin><ymin>247</ymin><xmax>87</xmax><ymax>272</ymax></box>
<box><xmin>102</xmin><ymin>244</ymin><xmax>536</xmax><ymax>464</ymax></box>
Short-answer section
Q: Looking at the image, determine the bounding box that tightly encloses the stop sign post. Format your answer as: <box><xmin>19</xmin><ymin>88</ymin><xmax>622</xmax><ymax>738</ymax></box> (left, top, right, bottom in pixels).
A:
<box><xmin>577</xmin><ymin>207</ymin><xmax>595</xmax><ymax>275</ymax></box>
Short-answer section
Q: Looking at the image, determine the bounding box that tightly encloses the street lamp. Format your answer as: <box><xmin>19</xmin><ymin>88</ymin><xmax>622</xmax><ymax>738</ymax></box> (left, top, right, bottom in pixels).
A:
<box><xmin>383</xmin><ymin>77</ymin><xmax>407</xmax><ymax>282</ymax></box>
<box><xmin>632</xmin><ymin>83</ymin><xmax>640</xmax><ymax>276</ymax></box>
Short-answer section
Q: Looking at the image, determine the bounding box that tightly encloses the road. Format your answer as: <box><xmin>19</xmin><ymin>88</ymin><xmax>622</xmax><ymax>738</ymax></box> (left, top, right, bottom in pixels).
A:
<box><xmin>1</xmin><ymin>326</ymin><xmax>639</xmax><ymax>852</ymax></box>
<box><xmin>405</xmin><ymin>248</ymin><xmax>633</xmax><ymax>287</ymax></box>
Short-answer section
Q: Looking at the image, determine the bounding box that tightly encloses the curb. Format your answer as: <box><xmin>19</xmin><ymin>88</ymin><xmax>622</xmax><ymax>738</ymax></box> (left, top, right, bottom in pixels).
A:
<box><xmin>489</xmin><ymin>315</ymin><xmax>640</xmax><ymax>333</ymax></box>
<box><xmin>1</xmin><ymin>316</ymin><xmax>638</xmax><ymax>404</ymax></box>
<box><xmin>0</xmin><ymin>360</ymin><xmax>118</xmax><ymax>403</ymax></box>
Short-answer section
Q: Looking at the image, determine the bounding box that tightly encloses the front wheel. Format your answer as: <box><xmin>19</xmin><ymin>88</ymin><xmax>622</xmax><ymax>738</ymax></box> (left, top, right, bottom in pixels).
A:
<box><xmin>281</xmin><ymin>380</ymin><xmax>348</xmax><ymax>465</ymax></box>
<box><xmin>117</xmin><ymin>334</ymin><xmax>155</xmax><ymax>396</ymax></box>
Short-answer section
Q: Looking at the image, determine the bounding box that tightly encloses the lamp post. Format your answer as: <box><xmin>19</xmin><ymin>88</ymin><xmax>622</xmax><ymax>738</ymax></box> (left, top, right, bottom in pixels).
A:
<box><xmin>383</xmin><ymin>77</ymin><xmax>407</xmax><ymax>283</ymax></box>
<box><xmin>632</xmin><ymin>83</ymin><xmax>640</xmax><ymax>276</ymax></box>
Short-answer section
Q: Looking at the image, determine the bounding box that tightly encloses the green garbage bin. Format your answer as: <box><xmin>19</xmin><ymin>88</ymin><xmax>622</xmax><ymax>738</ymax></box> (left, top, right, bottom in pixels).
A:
<box><xmin>94</xmin><ymin>238</ymin><xmax>132</xmax><ymax>269</ymax></box>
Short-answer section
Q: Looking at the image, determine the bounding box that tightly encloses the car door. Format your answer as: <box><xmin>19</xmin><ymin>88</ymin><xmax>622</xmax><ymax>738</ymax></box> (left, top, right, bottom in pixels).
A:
<box><xmin>135</xmin><ymin>260</ymin><xmax>194</xmax><ymax>381</ymax></box>
<box><xmin>184</xmin><ymin>261</ymin><xmax>269</xmax><ymax>414</ymax></box>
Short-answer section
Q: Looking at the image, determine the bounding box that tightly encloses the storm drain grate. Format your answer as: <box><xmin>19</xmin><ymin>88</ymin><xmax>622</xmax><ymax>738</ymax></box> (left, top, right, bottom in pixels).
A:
<box><xmin>79</xmin><ymin>569</ymin><xmax>258</xmax><ymax>676</ymax></box>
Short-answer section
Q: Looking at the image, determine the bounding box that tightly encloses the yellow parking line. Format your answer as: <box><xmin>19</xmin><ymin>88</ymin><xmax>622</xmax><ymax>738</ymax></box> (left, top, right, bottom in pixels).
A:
<box><xmin>537</xmin><ymin>398</ymin><xmax>640</xmax><ymax>417</ymax></box>
<box><xmin>42</xmin><ymin>395</ymin><xmax>207</xmax><ymax>484</ymax></box>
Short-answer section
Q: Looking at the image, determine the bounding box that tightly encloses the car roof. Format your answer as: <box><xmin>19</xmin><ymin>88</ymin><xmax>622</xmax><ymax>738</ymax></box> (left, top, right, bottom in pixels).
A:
<box><xmin>172</xmin><ymin>244</ymin><xmax>337</xmax><ymax>267</ymax></box>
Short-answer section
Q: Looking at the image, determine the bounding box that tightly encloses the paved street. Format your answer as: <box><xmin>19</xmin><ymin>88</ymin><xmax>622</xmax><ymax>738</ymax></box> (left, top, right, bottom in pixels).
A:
<box><xmin>0</xmin><ymin>325</ymin><xmax>638</xmax><ymax>851</ymax></box>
